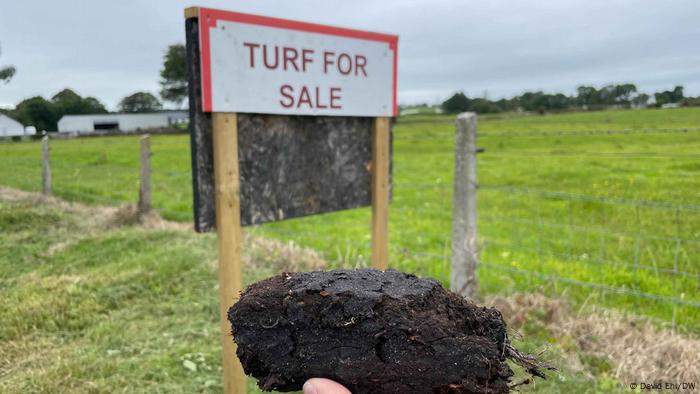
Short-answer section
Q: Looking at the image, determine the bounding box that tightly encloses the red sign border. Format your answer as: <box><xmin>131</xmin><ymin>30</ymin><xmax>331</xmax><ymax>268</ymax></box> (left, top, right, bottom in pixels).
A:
<box><xmin>198</xmin><ymin>7</ymin><xmax>399</xmax><ymax>116</ymax></box>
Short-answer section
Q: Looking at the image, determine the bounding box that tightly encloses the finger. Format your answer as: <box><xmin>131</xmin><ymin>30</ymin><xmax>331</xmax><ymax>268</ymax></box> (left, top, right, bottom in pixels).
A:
<box><xmin>303</xmin><ymin>378</ymin><xmax>352</xmax><ymax>394</ymax></box>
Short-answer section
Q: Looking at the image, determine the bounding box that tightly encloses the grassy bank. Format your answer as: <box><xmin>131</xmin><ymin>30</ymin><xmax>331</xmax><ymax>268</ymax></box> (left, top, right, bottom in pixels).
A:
<box><xmin>0</xmin><ymin>190</ymin><xmax>698</xmax><ymax>393</ymax></box>
<box><xmin>6</xmin><ymin>191</ymin><xmax>699</xmax><ymax>392</ymax></box>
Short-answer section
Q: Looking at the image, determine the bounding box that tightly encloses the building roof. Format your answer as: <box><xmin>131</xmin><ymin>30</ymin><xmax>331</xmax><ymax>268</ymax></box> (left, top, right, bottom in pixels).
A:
<box><xmin>0</xmin><ymin>112</ymin><xmax>23</xmax><ymax>125</ymax></box>
<box><xmin>58</xmin><ymin>110</ymin><xmax>188</xmax><ymax>121</ymax></box>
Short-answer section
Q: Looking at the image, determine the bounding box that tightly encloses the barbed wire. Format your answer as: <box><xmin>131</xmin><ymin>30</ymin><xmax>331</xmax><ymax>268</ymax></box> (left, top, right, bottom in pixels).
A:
<box><xmin>478</xmin><ymin>127</ymin><xmax>700</xmax><ymax>138</ymax></box>
<box><xmin>483</xmin><ymin>152</ymin><xmax>700</xmax><ymax>158</ymax></box>
<box><xmin>480</xmin><ymin>238</ymin><xmax>699</xmax><ymax>279</ymax></box>
<box><xmin>478</xmin><ymin>214</ymin><xmax>700</xmax><ymax>245</ymax></box>
<box><xmin>393</xmin><ymin>127</ymin><xmax>700</xmax><ymax>141</ymax></box>
<box><xmin>387</xmin><ymin>248</ymin><xmax>699</xmax><ymax>308</ymax></box>
<box><xmin>479</xmin><ymin>185</ymin><xmax>700</xmax><ymax>212</ymax></box>
<box><xmin>480</xmin><ymin>262</ymin><xmax>700</xmax><ymax>308</ymax></box>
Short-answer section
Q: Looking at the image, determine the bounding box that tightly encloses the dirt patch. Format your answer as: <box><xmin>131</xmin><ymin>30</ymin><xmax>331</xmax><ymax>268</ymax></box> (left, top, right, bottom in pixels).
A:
<box><xmin>0</xmin><ymin>186</ymin><xmax>116</xmax><ymax>223</ymax></box>
<box><xmin>0</xmin><ymin>187</ymin><xmax>191</xmax><ymax>232</ymax></box>
<box><xmin>488</xmin><ymin>294</ymin><xmax>700</xmax><ymax>385</ymax></box>
<box><xmin>0</xmin><ymin>187</ymin><xmax>68</xmax><ymax>206</ymax></box>
<box><xmin>1</xmin><ymin>186</ymin><xmax>324</xmax><ymax>273</ymax></box>
<box><xmin>230</xmin><ymin>269</ymin><xmax>549</xmax><ymax>393</ymax></box>
<box><xmin>109</xmin><ymin>204</ymin><xmax>192</xmax><ymax>231</ymax></box>
<box><xmin>241</xmin><ymin>234</ymin><xmax>326</xmax><ymax>273</ymax></box>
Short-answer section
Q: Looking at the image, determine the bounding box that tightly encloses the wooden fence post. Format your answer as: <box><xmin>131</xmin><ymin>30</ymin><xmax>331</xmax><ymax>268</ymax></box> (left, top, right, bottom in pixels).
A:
<box><xmin>138</xmin><ymin>134</ymin><xmax>151</xmax><ymax>215</ymax></box>
<box><xmin>451</xmin><ymin>112</ymin><xmax>478</xmax><ymax>299</ymax></box>
<box><xmin>212</xmin><ymin>112</ymin><xmax>246</xmax><ymax>394</ymax></box>
<box><xmin>372</xmin><ymin>117</ymin><xmax>390</xmax><ymax>270</ymax></box>
<box><xmin>41</xmin><ymin>136</ymin><xmax>51</xmax><ymax>196</ymax></box>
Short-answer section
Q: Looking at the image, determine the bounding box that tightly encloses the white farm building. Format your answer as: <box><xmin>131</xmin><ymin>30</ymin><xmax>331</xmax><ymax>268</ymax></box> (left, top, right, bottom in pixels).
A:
<box><xmin>57</xmin><ymin>111</ymin><xmax>188</xmax><ymax>133</ymax></box>
<box><xmin>0</xmin><ymin>113</ymin><xmax>26</xmax><ymax>137</ymax></box>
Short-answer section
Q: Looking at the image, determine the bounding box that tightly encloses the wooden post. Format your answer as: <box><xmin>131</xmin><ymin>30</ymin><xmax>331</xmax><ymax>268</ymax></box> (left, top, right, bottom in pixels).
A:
<box><xmin>212</xmin><ymin>112</ymin><xmax>246</xmax><ymax>394</ymax></box>
<box><xmin>138</xmin><ymin>134</ymin><xmax>151</xmax><ymax>215</ymax></box>
<box><xmin>371</xmin><ymin>117</ymin><xmax>390</xmax><ymax>270</ymax></box>
<box><xmin>41</xmin><ymin>136</ymin><xmax>51</xmax><ymax>196</ymax></box>
<box><xmin>451</xmin><ymin>112</ymin><xmax>478</xmax><ymax>299</ymax></box>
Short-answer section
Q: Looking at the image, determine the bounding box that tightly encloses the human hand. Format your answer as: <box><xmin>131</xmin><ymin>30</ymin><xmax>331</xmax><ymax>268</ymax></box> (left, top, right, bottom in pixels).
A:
<box><xmin>302</xmin><ymin>378</ymin><xmax>351</xmax><ymax>394</ymax></box>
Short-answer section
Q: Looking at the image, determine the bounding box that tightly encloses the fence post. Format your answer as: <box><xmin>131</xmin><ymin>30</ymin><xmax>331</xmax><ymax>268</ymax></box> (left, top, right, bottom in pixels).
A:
<box><xmin>371</xmin><ymin>117</ymin><xmax>391</xmax><ymax>270</ymax></box>
<box><xmin>41</xmin><ymin>136</ymin><xmax>52</xmax><ymax>196</ymax></box>
<box><xmin>451</xmin><ymin>112</ymin><xmax>478</xmax><ymax>299</ymax></box>
<box><xmin>138</xmin><ymin>134</ymin><xmax>151</xmax><ymax>215</ymax></box>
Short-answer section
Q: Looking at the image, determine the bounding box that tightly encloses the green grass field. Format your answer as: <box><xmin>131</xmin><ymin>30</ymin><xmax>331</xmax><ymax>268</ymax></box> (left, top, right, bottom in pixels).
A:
<box><xmin>1</xmin><ymin>107</ymin><xmax>699</xmax><ymax>392</ymax></box>
<box><xmin>1</xmin><ymin>192</ymin><xmax>637</xmax><ymax>393</ymax></box>
<box><xmin>2</xmin><ymin>108</ymin><xmax>697</xmax><ymax>327</ymax></box>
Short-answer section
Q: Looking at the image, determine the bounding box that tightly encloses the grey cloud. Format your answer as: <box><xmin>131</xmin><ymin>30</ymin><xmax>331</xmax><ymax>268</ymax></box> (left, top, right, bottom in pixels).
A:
<box><xmin>0</xmin><ymin>0</ymin><xmax>698</xmax><ymax>109</ymax></box>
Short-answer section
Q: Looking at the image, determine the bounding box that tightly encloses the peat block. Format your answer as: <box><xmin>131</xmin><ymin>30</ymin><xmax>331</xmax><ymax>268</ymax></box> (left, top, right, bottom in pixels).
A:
<box><xmin>229</xmin><ymin>269</ymin><xmax>542</xmax><ymax>393</ymax></box>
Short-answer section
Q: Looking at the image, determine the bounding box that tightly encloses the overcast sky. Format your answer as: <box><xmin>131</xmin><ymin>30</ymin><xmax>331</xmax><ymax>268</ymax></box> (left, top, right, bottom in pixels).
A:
<box><xmin>1</xmin><ymin>0</ymin><xmax>698</xmax><ymax>110</ymax></box>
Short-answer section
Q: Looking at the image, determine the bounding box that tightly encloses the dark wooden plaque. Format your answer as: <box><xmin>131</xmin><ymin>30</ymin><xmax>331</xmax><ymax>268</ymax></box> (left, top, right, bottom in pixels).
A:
<box><xmin>186</xmin><ymin>16</ymin><xmax>391</xmax><ymax>232</ymax></box>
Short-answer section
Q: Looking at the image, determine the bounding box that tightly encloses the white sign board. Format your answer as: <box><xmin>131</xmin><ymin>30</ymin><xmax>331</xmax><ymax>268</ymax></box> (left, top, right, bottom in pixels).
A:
<box><xmin>198</xmin><ymin>8</ymin><xmax>398</xmax><ymax>116</ymax></box>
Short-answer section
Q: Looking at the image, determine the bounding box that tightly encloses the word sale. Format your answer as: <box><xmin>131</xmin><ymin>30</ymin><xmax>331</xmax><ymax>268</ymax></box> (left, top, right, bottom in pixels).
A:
<box><xmin>280</xmin><ymin>85</ymin><xmax>341</xmax><ymax>109</ymax></box>
<box><xmin>242</xmin><ymin>42</ymin><xmax>369</xmax><ymax>110</ymax></box>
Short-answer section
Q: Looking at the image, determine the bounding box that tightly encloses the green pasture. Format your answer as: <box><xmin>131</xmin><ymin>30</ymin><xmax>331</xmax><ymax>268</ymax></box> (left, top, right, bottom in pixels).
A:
<box><xmin>0</xmin><ymin>196</ymin><xmax>623</xmax><ymax>393</ymax></box>
<box><xmin>0</xmin><ymin>107</ymin><xmax>698</xmax><ymax>332</ymax></box>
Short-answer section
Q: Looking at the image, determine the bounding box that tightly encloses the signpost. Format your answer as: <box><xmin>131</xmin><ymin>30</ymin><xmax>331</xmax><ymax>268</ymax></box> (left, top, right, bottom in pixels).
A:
<box><xmin>185</xmin><ymin>7</ymin><xmax>398</xmax><ymax>393</ymax></box>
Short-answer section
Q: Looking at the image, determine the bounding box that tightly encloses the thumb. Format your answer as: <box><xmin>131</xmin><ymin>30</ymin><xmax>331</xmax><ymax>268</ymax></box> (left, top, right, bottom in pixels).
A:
<box><xmin>303</xmin><ymin>378</ymin><xmax>352</xmax><ymax>394</ymax></box>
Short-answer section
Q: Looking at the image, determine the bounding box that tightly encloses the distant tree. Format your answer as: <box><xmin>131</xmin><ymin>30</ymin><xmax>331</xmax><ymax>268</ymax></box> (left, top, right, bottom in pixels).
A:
<box><xmin>614</xmin><ymin>83</ymin><xmax>637</xmax><ymax>105</ymax></box>
<box><xmin>519</xmin><ymin>91</ymin><xmax>544</xmax><ymax>113</ymax></box>
<box><xmin>672</xmin><ymin>86</ymin><xmax>684</xmax><ymax>102</ymax></box>
<box><xmin>681</xmin><ymin>96</ymin><xmax>700</xmax><ymax>107</ymax></box>
<box><xmin>11</xmin><ymin>96</ymin><xmax>59</xmax><ymax>131</ymax></box>
<box><xmin>631</xmin><ymin>93</ymin><xmax>649</xmax><ymax>107</ymax></box>
<box><xmin>119</xmin><ymin>92</ymin><xmax>163</xmax><ymax>113</ymax></box>
<box><xmin>436</xmin><ymin>82</ymin><xmax>686</xmax><ymax>115</ymax></box>
<box><xmin>441</xmin><ymin>92</ymin><xmax>471</xmax><ymax>113</ymax></box>
<box><xmin>654</xmin><ymin>91</ymin><xmax>671</xmax><ymax>106</ymax></box>
<box><xmin>51</xmin><ymin>88</ymin><xmax>108</xmax><ymax>115</ymax></box>
<box><xmin>575</xmin><ymin>84</ymin><xmax>636</xmax><ymax>108</ymax></box>
<box><xmin>494</xmin><ymin>98</ymin><xmax>516</xmax><ymax>112</ymax></box>
<box><xmin>548</xmin><ymin>93</ymin><xmax>571</xmax><ymax>110</ymax></box>
<box><xmin>0</xmin><ymin>42</ymin><xmax>16</xmax><ymax>84</ymax></box>
<box><xmin>470</xmin><ymin>98</ymin><xmax>500</xmax><ymax>114</ymax></box>
<box><xmin>598</xmin><ymin>85</ymin><xmax>618</xmax><ymax>106</ymax></box>
<box><xmin>513</xmin><ymin>91</ymin><xmax>573</xmax><ymax>113</ymax></box>
<box><xmin>51</xmin><ymin>88</ymin><xmax>81</xmax><ymax>111</ymax></box>
<box><xmin>82</xmin><ymin>97</ymin><xmax>108</xmax><ymax>113</ymax></box>
<box><xmin>576</xmin><ymin>86</ymin><xmax>600</xmax><ymax>108</ymax></box>
<box><xmin>654</xmin><ymin>86</ymin><xmax>684</xmax><ymax>106</ymax></box>
<box><xmin>159</xmin><ymin>43</ymin><xmax>187</xmax><ymax>106</ymax></box>
<box><xmin>0</xmin><ymin>65</ymin><xmax>14</xmax><ymax>84</ymax></box>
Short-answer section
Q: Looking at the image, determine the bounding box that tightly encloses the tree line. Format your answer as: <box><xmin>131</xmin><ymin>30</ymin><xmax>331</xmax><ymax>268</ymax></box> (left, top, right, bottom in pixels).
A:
<box><xmin>4</xmin><ymin>40</ymin><xmax>699</xmax><ymax>129</ymax></box>
<box><xmin>1</xmin><ymin>43</ymin><xmax>187</xmax><ymax>131</ymax></box>
<box><xmin>0</xmin><ymin>89</ymin><xmax>170</xmax><ymax>131</ymax></box>
<box><xmin>441</xmin><ymin>84</ymin><xmax>699</xmax><ymax>114</ymax></box>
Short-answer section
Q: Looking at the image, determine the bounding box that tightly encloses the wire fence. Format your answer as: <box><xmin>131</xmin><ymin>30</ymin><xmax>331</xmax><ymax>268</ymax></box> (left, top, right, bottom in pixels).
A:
<box><xmin>392</xmin><ymin>125</ymin><xmax>699</xmax><ymax>331</ymax></box>
<box><xmin>477</xmin><ymin>186</ymin><xmax>699</xmax><ymax>295</ymax></box>
<box><xmin>245</xmin><ymin>124</ymin><xmax>699</xmax><ymax>331</ymax></box>
<box><xmin>388</xmin><ymin>187</ymin><xmax>699</xmax><ymax>298</ymax></box>
<box><xmin>1</xmin><ymin>124</ymin><xmax>698</xmax><ymax>331</ymax></box>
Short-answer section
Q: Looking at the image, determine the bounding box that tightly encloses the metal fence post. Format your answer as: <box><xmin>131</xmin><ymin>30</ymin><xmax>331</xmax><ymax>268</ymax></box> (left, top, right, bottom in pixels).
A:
<box><xmin>451</xmin><ymin>112</ymin><xmax>478</xmax><ymax>299</ymax></box>
<box><xmin>41</xmin><ymin>135</ymin><xmax>52</xmax><ymax>196</ymax></box>
<box><xmin>138</xmin><ymin>134</ymin><xmax>151</xmax><ymax>215</ymax></box>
